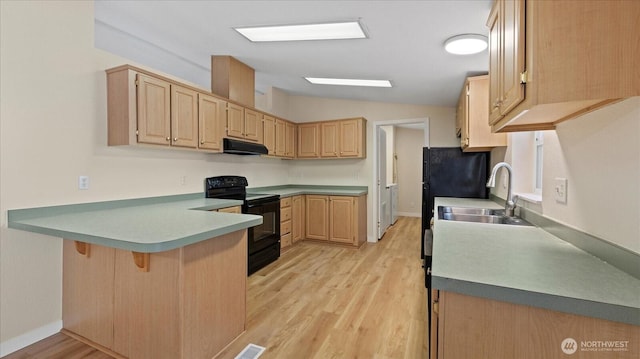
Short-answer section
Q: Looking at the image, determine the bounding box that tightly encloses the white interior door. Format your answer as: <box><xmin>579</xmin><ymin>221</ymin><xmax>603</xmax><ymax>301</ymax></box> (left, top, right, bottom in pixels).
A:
<box><xmin>377</xmin><ymin>128</ymin><xmax>391</xmax><ymax>238</ymax></box>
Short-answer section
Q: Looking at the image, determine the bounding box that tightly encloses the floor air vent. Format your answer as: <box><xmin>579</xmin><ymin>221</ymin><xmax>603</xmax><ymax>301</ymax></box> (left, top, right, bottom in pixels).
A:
<box><xmin>234</xmin><ymin>344</ymin><xmax>266</xmax><ymax>359</ymax></box>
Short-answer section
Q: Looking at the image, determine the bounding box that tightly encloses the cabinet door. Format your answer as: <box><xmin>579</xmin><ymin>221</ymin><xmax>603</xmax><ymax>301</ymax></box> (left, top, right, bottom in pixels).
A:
<box><xmin>243</xmin><ymin>108</ymin><xmax>261</xmax><ymax>142</ymax></box>
<box><xmin>499</xmin><ymin>0</ymin><xmax>525</xmax><ymax>117</ymax></box>
<box><xmin>262</xmin><ymin>115</ymin><xmax>276</xmax><ymax>155</ymax></box>
<box><xmin>487</xmin><ymin>1</ymin><xmax>502</xmax><ymax>125</ymax></box>
<box><xmin>329</xmin><ymin>196</ymin><xmax>354</xmax><ymax>244</ymax></box>
<box><xmin>198</xmin><ymin>94</ymin><xmax>226</xmax><ymax>151</ymax></box>
<box><xmin>136</xmin><ymin>74</ymin><xmax>171</xmax><ymax>145</ymax></box>
<box><xmin>292</xmin><ymin>195</ymin><xmax>304</xmax><ymax>243</ymax></box>
<box><xmin>285</xmin><ymin>122</ymin><xmax>296</xmax><ymax>158</ymax></box>
<box><xmin>459</xmin><ymin>82</ymin><xmax>470</xmax><ymax>148</ymax></box>
<box><xmin>338</xmin><ymin>119</ymin><xmax>362</xmax><ymax>157</ymax></box>
<box><xmin>275</xmin><ymin>119</ymin><xmax>286</xmax><ymax>156</ymax></box>
<box><xmin>320</xmin><ymin>122</ymin><xmax>339</xmax><ymax>157</ymax></box>
<box><xmin>171</xmin><ymin>84</ymin><xmax>198</xmax><ymax>148</ymax></box>
<box><xmin>226</xmin><ymin>103</ymin><xmax>244</xmax><ymax>139</ymax></box>
<box><xmin>305</xmin><ymin>195</ymin><xmax>328</xmax><ymax>240</ymax></box>
<box><xmin>297</xmin><ymin>123</ymin><xmax>320</xmax><ymax>158</ymax></box>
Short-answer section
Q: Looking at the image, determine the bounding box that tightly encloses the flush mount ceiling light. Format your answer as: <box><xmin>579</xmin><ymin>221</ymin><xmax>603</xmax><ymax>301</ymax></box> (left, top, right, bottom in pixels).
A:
<box><xmin>444</xmin><ymin>34</ymin><xmax>488</xmax><ymax>55</ymax></box>
<box><xmin>305</xmin><ymin>77</ymin><xmax>392</xmax><ymax>88</ymax></box>
<box><xmin>234</xmin><ymin>21</ymin><xmax>367</xmax><ymax>42</ymax></box>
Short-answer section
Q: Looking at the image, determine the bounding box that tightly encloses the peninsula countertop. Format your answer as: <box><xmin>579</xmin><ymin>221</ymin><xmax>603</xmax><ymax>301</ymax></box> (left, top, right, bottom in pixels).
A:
<box><xmin>7</xmin><ymin>193</ymin><xmax>260</xmax><ymax>253</ymax></box>
<box><xmin>431</xmin><ymin>197</ymin><xmax>640</xmax><ymax>326</ymax></box>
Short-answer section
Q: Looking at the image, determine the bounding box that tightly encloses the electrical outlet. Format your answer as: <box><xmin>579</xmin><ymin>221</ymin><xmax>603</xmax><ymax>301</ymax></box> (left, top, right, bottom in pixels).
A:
<box><xmin>502</xmin><ymin>172</ymin><xmax>507</xmax><ymax>189</ymax></box>
<box><xmin>180</xmin><ymin>175</ymin><xmax>187</xmax><ymax>186</ymax></box>
<box><xmin>554</xmin><ymin>178</ymin><xmax>568</xmax><ymax>204</ymax></box>
<box><xmin>78</xmin><ymin>176</ymin><xmax>89</xmax><ymax>190</ymax></box>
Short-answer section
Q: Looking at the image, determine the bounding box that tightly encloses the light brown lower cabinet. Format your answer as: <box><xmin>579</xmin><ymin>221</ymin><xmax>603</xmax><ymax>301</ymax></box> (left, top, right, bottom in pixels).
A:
<box><xmin>217</xmin><ymin>205</ymin><xmax>241</xmax><ymax>214</ymax></box>
<box><xmin>433</xmin><ymin>290</ymin><xmax>640</xmax><ymax>359</ymax></box>
<box><xmin>62</xmin><ymin>231</ymin><xmax>247</xmax><ymax>359</ymax></box>
<box><xmin>280</xmin><ymin>197</ymin><xmax>293</xmax><ymax>249</ymax></box>
<box><xmin>304</xmin><ymin>195</ymin><xmax>366</xmax><ymax>247</ymax></box>
<box><xmin>291</xmin><ymin>195</ymin><xmax>304</xmax><ymax>243</ymax></box>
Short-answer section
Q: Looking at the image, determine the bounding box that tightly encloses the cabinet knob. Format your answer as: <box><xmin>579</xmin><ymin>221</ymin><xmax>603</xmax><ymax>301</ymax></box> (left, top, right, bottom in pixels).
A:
<box><xmin>166</xmin><ymin>137</ymin><xmax>170</xmax><ymax>141</ymax></box>
<box><xmin>200</xmin><ymin>140</ymin><xmax>205</xmax><ymax>144</ymax></box>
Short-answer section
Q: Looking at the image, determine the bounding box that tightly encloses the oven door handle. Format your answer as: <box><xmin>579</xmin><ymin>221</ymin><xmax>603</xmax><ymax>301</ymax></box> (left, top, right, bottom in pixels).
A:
<box><xmin>245</xmin><ymin>198</ymin><xmax>280</xmax><ymax>208</ymax></box>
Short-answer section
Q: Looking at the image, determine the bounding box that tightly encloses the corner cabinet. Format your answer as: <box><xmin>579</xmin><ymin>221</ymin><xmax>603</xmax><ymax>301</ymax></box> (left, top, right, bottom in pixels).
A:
<box><xmin>458</xmin><ymin>75</ymin><xmax>506</xmax><ymax>152</ymax></box>
<box><xmin>487</xmin><ymin>0</ymin><xmax>640</xmax><ymax>132</ymax></box>
<box><xmin>305</xmin><ymin>195</ymin><xmax>366</xmax><ymax>247</ymax></box>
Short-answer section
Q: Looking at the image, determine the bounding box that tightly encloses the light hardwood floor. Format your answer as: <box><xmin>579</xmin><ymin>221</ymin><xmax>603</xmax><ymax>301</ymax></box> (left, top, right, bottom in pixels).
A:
<box><xmin>4</xmin><ymin>217</ymin><xmax>427</xmax><ymax>359</ymax></box>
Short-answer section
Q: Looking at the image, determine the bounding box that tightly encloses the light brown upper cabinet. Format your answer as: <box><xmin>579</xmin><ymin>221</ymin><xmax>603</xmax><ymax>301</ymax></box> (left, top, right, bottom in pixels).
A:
<box><xmin>243</xmin><ymin>108</ymin><xmax>262</xmax><ymax>142</ymax></box>
<box><xmin>198</xmin><ymin>93</ymin><xmax>226</xmax><ymax>152</ymax></box>
<box><xmin>458</xmin><ymin>75</ymin><xmax>506</xmax><ymax>152</ymax></box>
<box><xmin>299</xmin><ymin>118</ymin><xmax>366</xmax><ymax>159</ymax></box>
<box><xmin>320</xmin><ymin>122</ymin><xmax>339</xmax><ymax>158</ymax></box>
<box><xmin>108</xmin><ymin>68</ymin><xmax>200</xmax><ymax>149</ymax></box>
<box><xmin>171</xmin><ymin>85</ymin><xmax>199</xmax><ymax>148</ymax></box>
<box><xmin>226</xmin><ymin>105</ymin><xmax>262</xmax><ymax>143</ymax></box>
<box><xmin>275</xmin><ymin>119</ymin><xmax>287</xmax><ymax>157</ymax></box>
<box><xmin>338</xmin><ymin>118</ymin><xmax>365</xmax><ymax>158</ymax></box>
<box><xmin>262</xmin><ymin>114</ymin><xmax>276</xmax><ymax>155</ymax></box>
<box><xmin>135</xmin><ymin>73</ymin><xmax>171</xmax><ymax>146</ymax></box>
<box><xmin>487</xmin><ymin>0</ymin><xmax>640</xmax><ymax>132</ymax></box>
<box><xmin>285</xmin><ymin>122</ymin><xmax>296</xmax><ymax>159</ymax></box>
<box><xmin>297</xmin><ymin>123</ymin><xmax>321</xmax><ymax>158</ymax></box>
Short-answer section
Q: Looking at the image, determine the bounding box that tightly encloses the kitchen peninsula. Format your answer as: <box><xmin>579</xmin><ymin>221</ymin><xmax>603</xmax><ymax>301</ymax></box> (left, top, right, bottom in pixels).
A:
<box><xmin>7</xmin><ymin>193</ymin><xmax>262</xmax><ymax>359</ymax></box>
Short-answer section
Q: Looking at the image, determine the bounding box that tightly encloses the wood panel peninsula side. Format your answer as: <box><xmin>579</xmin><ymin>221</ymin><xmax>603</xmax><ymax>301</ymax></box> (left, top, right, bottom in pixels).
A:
<box><xmin>62</xmin><ymin>230</ymin><xmax>247</xmax><ymax>359</ymax></box>
<box><xmin>7</xmin><ymin>194</ymin><xmax>260</xmax><ymax>359</ymax></box>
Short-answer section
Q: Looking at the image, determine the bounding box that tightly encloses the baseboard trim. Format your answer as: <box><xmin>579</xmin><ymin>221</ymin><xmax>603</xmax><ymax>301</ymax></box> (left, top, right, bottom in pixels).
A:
<box><xmin>0</xmin><ymin>320</ymin><xmax>62</xmax><ymax>357</ymax></box>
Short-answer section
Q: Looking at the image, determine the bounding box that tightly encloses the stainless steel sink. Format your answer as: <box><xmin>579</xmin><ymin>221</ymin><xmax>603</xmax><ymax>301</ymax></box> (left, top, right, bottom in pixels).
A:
<box><xmin>437</xmin><ymin>206</ymin><xmax>533</xmax><ymax>226</ymax></box>
<box><xmin>439</xmin><ymin>206</ymin><xmax>505</xmax><ymax>216</ymax></box>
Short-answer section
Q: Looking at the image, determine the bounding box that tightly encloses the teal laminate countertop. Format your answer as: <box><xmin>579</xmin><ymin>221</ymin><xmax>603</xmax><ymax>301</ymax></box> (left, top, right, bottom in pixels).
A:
<box><xmin>247</xmin><ymin>184</ymin><xmax>368</xmax><ymax>197</ymax></box>
<box><xmin>7</xmin><ymin>193</ymin><xmax>260</xmax><ymax>253</ymax></box>
<box><xmin>431</xmin><ymin>197</ymin><xmax>640</xmax><ymax>326</ymax></box>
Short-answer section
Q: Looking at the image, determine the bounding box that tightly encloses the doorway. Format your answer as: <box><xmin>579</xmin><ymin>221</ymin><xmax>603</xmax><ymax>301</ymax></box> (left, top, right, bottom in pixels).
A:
<box><xmin>373</xmin><ymin>118</ymin><xmax>429</xmax><ymax>241</ymax></box>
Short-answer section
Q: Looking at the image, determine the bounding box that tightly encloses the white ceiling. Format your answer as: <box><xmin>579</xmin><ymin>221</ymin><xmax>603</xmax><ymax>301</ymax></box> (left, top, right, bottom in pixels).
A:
<box><xmin>94</xmin><ymin>0</ymin><xmax>492</xmax><ymax>107</ymax></box>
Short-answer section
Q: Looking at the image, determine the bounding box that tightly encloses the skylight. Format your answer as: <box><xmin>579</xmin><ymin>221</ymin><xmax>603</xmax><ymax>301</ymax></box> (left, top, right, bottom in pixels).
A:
<box><xmin>234</xmin><ymin>21</ymin><xmax>367</xmax><ymax>42</ymax></box>
<box><xmin>305</xmin><ymin>77</ymin><xmax>392</xmax><ymax>88</ymax></box>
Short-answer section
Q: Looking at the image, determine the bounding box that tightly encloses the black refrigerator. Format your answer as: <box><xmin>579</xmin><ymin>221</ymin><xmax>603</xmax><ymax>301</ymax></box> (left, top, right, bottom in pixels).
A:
<box><xmin>422</xmin><ymin>147</ymin><xmax>489</xmax><ymax>359</ymax></box>
<box><xmin>421</xmin><ymin>147</ymin><xmax>490</xmax><ymax>259</ymax></box>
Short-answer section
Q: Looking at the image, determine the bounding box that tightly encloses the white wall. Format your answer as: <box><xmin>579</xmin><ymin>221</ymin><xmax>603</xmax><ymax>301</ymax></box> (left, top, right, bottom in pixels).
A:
<box><xmin>491</xmin><ymin>97</ymin><xmax>640</xmax><ymax>254</ymax></box>
<box><xmin>395</xmin><ymin>127</ymin><xmax>425</xmax><ymax>217</ymax></box>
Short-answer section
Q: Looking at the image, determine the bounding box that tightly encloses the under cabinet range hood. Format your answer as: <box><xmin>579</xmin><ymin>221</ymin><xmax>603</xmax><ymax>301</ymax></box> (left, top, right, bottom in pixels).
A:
<box><xmin>223</xmin><ymin>138</ymin><xmax>268</xmax><ymax>155</ymax></box>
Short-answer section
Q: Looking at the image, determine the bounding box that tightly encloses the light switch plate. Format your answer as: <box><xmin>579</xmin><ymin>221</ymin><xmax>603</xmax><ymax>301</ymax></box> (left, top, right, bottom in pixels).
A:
<box><xmin>554</xmin><ymin>178</ymin><xmax>567</xmax><ymax>204</ymax></box>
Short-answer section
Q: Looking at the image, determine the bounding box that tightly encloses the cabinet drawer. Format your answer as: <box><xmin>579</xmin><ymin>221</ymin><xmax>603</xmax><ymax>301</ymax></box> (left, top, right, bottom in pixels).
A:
<box><xmin>280</xmin><ymin>197</ymin><xmax>292</xmax><ymax>208</ymax></box>
<box><xmin>281</xmin><ymin>220</ymin><xmax>291</xmax><ymax>235</ymax></box>
<box><xmin>281</xmin><ymin>206</ymin><xmax>292</xmax><ymax>221</ymax></box>
<box><xmin>281</xmin><ymin>233</ymin><xmax>292</xmax><ymax>248</ymax></box>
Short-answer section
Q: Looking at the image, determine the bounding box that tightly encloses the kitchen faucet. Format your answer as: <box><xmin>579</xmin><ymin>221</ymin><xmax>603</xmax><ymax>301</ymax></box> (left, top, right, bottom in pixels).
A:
<box><xmin>487</xmin><ymin>162</ymin><xmax>518</xmax><ymax>217</ymax></box>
